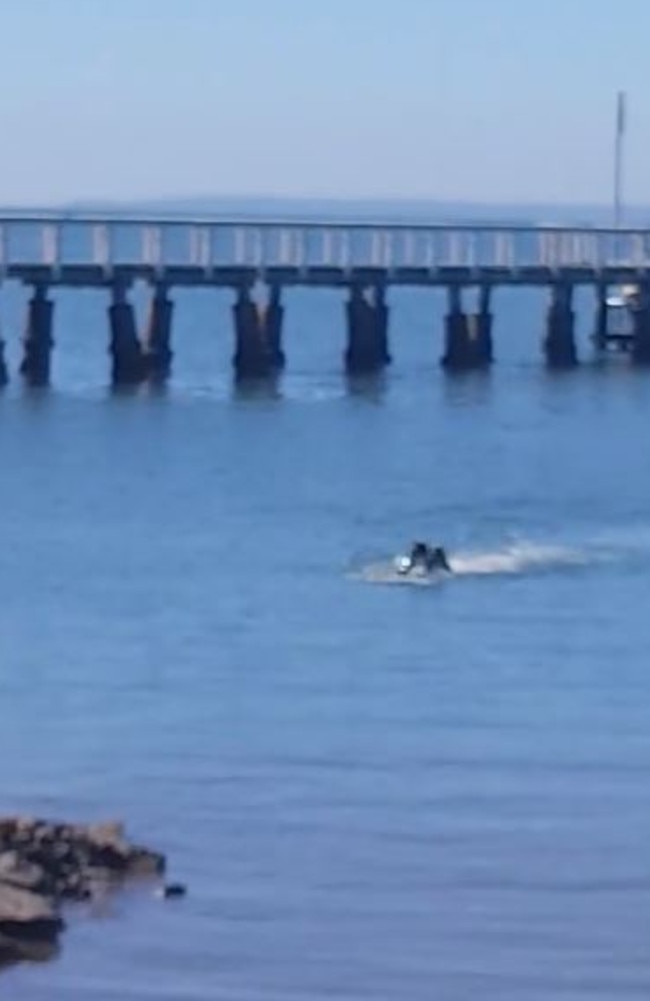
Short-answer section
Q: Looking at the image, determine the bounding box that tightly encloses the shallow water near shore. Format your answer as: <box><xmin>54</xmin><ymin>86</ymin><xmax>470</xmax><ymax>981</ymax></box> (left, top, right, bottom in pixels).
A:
<box><xmin>1</xmin><ymin>272</ymin><xmax>650</xmax><ymax>999</ymax></box>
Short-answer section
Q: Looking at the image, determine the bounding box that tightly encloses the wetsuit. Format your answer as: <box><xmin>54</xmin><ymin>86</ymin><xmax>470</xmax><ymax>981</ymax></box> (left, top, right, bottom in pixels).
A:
<box><xmin>408</xmin><ymin>543</ymin><xmax>451</xmax><ymax>573</ymax></box>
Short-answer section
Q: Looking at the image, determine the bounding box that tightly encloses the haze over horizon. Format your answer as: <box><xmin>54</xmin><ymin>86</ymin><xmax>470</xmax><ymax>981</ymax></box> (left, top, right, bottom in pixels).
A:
<box><xmin>30</xmin><ymin>194</ymin><xmax>645</xmax><ymax>230</ymax></box>
<box><xmin>0</xmin><ymin>0</ymin><xmax>647</xmax><ymax>210</ymax></box>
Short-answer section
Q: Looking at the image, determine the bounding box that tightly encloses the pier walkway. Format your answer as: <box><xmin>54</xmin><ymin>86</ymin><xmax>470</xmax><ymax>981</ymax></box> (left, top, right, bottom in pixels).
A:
<box><xmin>0</xmin><ymin>212</ymin><xmax>649</xmax><ymax>385</ymax></box>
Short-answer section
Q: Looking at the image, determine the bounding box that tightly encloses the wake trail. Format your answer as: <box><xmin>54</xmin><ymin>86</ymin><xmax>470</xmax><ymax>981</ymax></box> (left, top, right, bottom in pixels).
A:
<box><xmin>352</xmin><ymin>541</ymin><xmax>588</xmax><ymax>586</ymax></box>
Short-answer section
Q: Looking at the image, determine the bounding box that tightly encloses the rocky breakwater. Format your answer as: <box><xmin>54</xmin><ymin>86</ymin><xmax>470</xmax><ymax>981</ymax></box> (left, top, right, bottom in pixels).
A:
<box><xmin>0</xmin><ymin>817</ymin><xmax>165</xmax><ymax>966</ymax></box>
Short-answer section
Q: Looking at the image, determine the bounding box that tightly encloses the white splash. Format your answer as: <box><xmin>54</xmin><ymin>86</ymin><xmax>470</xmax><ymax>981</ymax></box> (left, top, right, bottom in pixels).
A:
<box><xmin>354</xmin><ymin>561</ymin><xmax>442</xmax><ymax>586</ymax></box>
<box><xmin>451</xmin><ymin>541</ymin><xmax>586</xmax><ymax>577</ymax></box>
<box><xmin>354</xmin><ymin>541</ymin><xmax>586</xmax><ymax>586</ymax></box>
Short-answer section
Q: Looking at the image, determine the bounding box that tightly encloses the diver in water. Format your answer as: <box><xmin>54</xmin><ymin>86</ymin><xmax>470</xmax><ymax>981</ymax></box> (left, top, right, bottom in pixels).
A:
<box><xmin>430</xmin><ymin>545</ymin><xmax>452</xmax><ymax>572</ymax></box>
<box><xmin>402</xmin><ymin>541</ymin><xmax>452</xmax><ymax>574</ymax></box>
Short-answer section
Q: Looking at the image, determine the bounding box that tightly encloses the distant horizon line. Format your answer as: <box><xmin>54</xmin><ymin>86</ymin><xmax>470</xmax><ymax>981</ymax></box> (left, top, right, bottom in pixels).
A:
<box><xmin>0</xmin><ymin>193</ymin><xmax>646</xmax><ymax>228</ymax></box>
<box><xmin>0</xmin><ymin>192</ymin><xmax>645</xmax><ymax>213</ymax></box>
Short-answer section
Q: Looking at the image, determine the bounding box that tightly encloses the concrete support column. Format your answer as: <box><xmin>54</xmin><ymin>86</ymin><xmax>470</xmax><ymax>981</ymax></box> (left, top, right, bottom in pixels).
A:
<box><xmin>594</xmin><ymin>283</ymin><xmax>608</xmax><ymax>351</ymax></box>
<box><xmin>20</xmin><ymin>286</ymin><xmax>54</xmax><ymax>387</ymax></box>
<box><xmin>632</xmin><ymin>285</ymin><xmax>650</xmax><ymax>365</ymax></box>
<box><xmin>233</xmin><ymin>287</ymin><xmax>273</xmax><ymax>380</ymax></box>
<box><xmin>441</xmin><ymin>286</ymin><xmax>471</xmax><ymax>370</ymax></box>
<box><xmin>109</xmin><ymin>284</ymin><xmax>145</xmax><ymax>387</ymax></box>
<box><xmin>544</xmin><ymin>283</ymin><xmax>577</xmax><ymax>368</ymax></box>
<box><xmin>345</xmin><ymin>285</ymin><xmax>387</xmax><ymax>375</ymax></box>
<box><xmin>372</xmin><ymin>285</ymin><xmax>392</xmax><ymax>365</ymax></box>
<box><xmin>0</xmin><ymin>338</ymin><xmax>7</xmax><ymax>388</ymax></box>
<box><xmin>143</xmin><ymin>285</ymin><xmax>174</xmax><ymax>383</ymax></box>
<box><xmin>469</xmin><ymin>284</ymin><xmax>493</xmax><ymax>367</ymax></box>
<box><xmin>264</xmin><ymin>285</ymin><xmax>285</xmax><ymax>370</ymax></box>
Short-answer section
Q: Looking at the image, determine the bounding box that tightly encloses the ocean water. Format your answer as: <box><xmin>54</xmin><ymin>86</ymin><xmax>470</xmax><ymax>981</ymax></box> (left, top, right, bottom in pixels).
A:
<box><xmin>2</xmin><ymin>263</ymin><xmax>650</xmax><ymax>999</ymax></box>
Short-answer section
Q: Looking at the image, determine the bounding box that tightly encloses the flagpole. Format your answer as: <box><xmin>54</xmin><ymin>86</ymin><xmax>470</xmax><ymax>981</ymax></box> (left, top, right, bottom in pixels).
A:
<box><xmin>614</xmin><ymin>90</ymin><xmax>625</xmax><ymax>230</ymax></box>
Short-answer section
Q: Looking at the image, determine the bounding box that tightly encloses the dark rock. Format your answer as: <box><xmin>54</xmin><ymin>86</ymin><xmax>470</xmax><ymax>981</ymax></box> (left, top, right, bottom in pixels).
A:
<box><xmin>85</xmin><ymin>840</ymin><xmax>130</xmax><ymax>872</ymax></box>
<box><xmin>126</xmin><ymin>846</ymin><xmax>166</xmax><ymax>878</ymax></box>
<box><xmin>86</xmin><ymin>821</ymin><xmax>124</xmax><ymax>843</ymax></box>
<box><xmin>0</xmin><ymin>882</ymin><xmax>63</xmax><ymax>964</ymax></box>
<box><xmin>0</xmin><ymin>851</ymin><xmax>48</xmax><ymax>895</ymax></box>
<box><xmin>0</xmin><ymin>882</ymin><xmax>60</xmax><ymax>927</ymax></box>
<box><xmin>0</xmin><ymin>816</ymin><xmax>166</xmax><ymax>971</ymax></box>
<box><xmin>0</xmin><ymin>816</ymin><xmax>165</xmax><ymax>897</ymax></box>
<box><xmin>84</xmin><ymin>866</ymin><xmax>116</xmax><ymax>888</ymax></box>
<box><xmin>0</xmin><ymin>930</ymin><xmax>59</xmax><ymax>965</ymax></box>
<box><xmin>161</xmin><ymin>883</ymin><xmax>186</xmax><ymax>899</ymax></box>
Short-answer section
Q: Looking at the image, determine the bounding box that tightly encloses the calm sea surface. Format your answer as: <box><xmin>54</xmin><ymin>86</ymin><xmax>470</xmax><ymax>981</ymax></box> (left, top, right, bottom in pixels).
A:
<box><xmin>2</xmin><ymin>256</ymin><xmax>650</xmax><ymax>999</ymax></box>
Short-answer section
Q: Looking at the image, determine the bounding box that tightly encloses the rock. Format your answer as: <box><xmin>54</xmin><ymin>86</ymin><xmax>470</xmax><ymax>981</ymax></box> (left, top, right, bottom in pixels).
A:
<box><xmin>0</xmin><ymin>852</ymin><xmax>49</xmax><ymax>895</ymax></box>
<box><xmin>84</xmin><ymin>865</ymin><xmax>115</xmax><ymax>889</ymax></box>
<box><xmin>85</xmin><ymin>821</ymin><xmax>124</xmax><ymax>843</ymax></box>
<box><xmin>0</xmin><ymin>882</ymin><xmax>63</xmax><ymax>964</ymax></box>
<box><xmin>0</xmin><ymin>930</ymin><xmax>59</xmax><ymax>965</ymax></box>
<box><xmin>0</xmin><ymin>816</ymin><xmax>165</xmax><ymax>893</ymax></box>
<box><xmin>0</xmin><ymin>882</ymin><xmax>59</xmax><ymax>926</ymax></box>
<box><xmin>85</xmin><ymin>839</ymin><xmax>130</xmax><ymax>872</ymax></box>
<box><xmin>125</xmin><ymin>846</ymin><xmax>166</xmax><ymax>878</ymax></box>
<box><xmin>0</xmin><ymin>819</ymin><xmax>23</xmax><ymax>850</ymax></box>
<box><xmin>0</xmin><ymin>816</ymin><xmax>166</xmax><ymax>971</ymax></box>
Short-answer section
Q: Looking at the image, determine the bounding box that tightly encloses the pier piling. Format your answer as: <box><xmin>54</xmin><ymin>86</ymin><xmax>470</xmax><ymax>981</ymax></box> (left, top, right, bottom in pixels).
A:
<box><xmin>631</xmin><ymin>285</ymin><xmax>650</xmax><ymax>365</ymax></box>
<box><xmin>594</xmin><ymin>284</ymin><xmax>608</xmax><ymax>351</ymax></box>
<box><xmin>442</xmin><ymin>286</ymin><xmax>493</xmax><ymax>370</ymax></box>
<box><xmin>471</xmin><ymin>284</ymin><xmax>494</xmax><ymax>367</ymax></box>
<box><xmin>233</xmin><ymin>288</ymin><xmax>274</xmax><ymax>380</ymax></box>
<box><xmin>109</xmin><ymin>285</ymin><xmax>145</xmax><ymax>387</ymax></box>
<box><xmin>264</xmin><ymin>285</ymin><xmax>286</xmax><ymax>370</ymax></box>
<box><xmin>345</xmin><ymin>285</ymin><xmax>388</xmax><ymax>375</ymax></box>
<box><xmin>441</xmin><ymin>287</ymin><xmax>471</xmax><ymax>370</ymax></box>
<box><xmin>20</xmin><ymin>286</ymin><xmax>54</xmax><ymax>387</ymax></box>
<box><xmin>0</xmin><ymin>338</ymin><xmax>7</xmax><ymax>387</ymax></box>
<box><xmin>143</xmin><ymin>286</ymin><xmax>174</xmax><ymax>383</ymax></box>
<box><xmin>373</xmin><ymin>285</ymin><xmax>392</xmax><ymax>365</ymax></box>
<box><xmin>544</xmin><ymin>283</ymin><xmax>577</xmax><ymax>368</ymax></box>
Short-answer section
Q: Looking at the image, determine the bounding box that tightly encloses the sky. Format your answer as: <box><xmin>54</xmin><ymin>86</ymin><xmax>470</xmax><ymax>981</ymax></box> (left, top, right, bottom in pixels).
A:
<box><xmin>0</xmin><ymin>0</ymin><xmax>648</xmax><ymax>208</ymax></box>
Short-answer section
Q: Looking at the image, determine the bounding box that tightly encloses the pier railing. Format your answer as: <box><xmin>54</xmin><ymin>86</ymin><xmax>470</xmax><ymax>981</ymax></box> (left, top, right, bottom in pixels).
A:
<box><xmin>3</xmin><ymin>213</ymin><xmax>650</xmax><ymax>387</ymax></box>
<box><xmin>0</xmin><ymin>214</ymin><xmax>649</xmax><ymax>274</ymax></box>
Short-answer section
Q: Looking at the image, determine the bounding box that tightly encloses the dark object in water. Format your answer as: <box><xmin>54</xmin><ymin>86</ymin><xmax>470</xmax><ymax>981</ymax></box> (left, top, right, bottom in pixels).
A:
<box><xmin>399</xmin><ymin>542</ymin><xmax>452</xmax><ymax>575</ymax></box>
<box><xmin>159</xmin><ymin>883</ymin><xmax>187</xmax><ymax>899</ymax></box>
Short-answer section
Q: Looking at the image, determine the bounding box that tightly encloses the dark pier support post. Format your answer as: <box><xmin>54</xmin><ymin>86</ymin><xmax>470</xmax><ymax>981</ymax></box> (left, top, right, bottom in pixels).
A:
<box><xmin>20</xmin><ymin>285</ymin><xmax>54</xmax><ymax>387</ymax></box>
<box><xmin>143</xmin><ymin>285</ymin><xmax>174</xmax><ymax>383</ymax></box>
<box><xmin>441</xmin><ymin>286</ymin><xmax>471</xmax><ymax>370</ymax></box>
<box><xmin>594</xmin><ymin>283</ymin><xmax>608</xmax><ymax>352</ymax></box>
<box><xmin>264</xmin><ymin>285</ymin><xmax>286</xmax><ymax>370</ymax></box>
<box><xmin>372</xmin><ymin>284</ymin><xmax>392</xmax><ymax>365</ymax></box>
<box><xmin>345</xmin><ymin>285</ymin><xmax>388</xmax><ymax>375</ymax></box>
<box><xmin>544</xmin><ymin>283</ymin><xmax>577</xmax><ymax>368</ymax></box>
<box><xmin>631</xmin><ymin>284</ymin><xmax>650</xmax><ymax>365</ymax></box>
<box><xmin>469</xmin><ymin>284</ymin><xmax>493</xmax><ymax>367</ymax></box>
<box><xmin>109</xmin><ymin>283</ymin><xmax>145</xmax><ymax>387</ymax></box>
<box><xmin>0</xmin><ymin>338</ymin><xmax>7</xmax><ymax>388</ymax></box>
<box><xmin>233</xmin><ymin>287</ymin><xmax>273</xmax><ymax>380</ymax></box>
<box><xmin>441</xmin><ymin>286</ymin><xmax>493</xmax><ymax>371</ymax></box>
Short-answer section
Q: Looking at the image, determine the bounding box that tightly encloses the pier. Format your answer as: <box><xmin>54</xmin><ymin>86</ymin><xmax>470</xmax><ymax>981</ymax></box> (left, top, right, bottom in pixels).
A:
<box><xmin>1</xmin><ymin>212</ymin><xmax>650</xmax><ymax>384</ymax></box>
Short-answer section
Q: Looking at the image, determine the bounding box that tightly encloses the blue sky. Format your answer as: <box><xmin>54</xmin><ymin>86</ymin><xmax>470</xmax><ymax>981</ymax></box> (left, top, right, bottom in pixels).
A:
<box><xmin>0</xmin><ymin>0</ymin><xmax>647</xmax><ymax>206</ymax></box>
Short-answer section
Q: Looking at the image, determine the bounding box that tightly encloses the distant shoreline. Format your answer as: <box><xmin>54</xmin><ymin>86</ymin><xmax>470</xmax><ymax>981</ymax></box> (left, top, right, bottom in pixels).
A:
<box><xmin>0</xmin><ymin>195</ymin><xmax>646</xmax><ymax>228</ymax></box>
